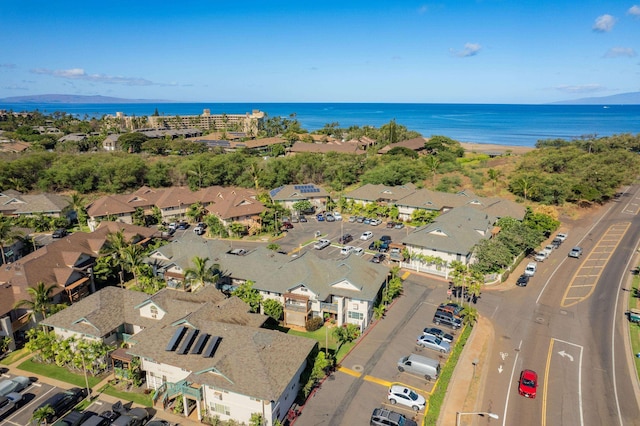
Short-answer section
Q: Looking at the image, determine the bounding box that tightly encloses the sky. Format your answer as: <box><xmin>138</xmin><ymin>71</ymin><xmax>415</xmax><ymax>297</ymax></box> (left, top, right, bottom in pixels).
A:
<box><xmin>1</xmin><ymin>1</ymin><xmax>639</xmax><ymax>104</ymax></box>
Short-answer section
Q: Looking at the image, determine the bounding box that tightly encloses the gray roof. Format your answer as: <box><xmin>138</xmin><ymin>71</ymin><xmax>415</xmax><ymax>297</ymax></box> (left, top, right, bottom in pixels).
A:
<box><xmin>126</xmin><ymin>320</ymin><xmax>316</xmax><ymax>401</ymax></box>
<box><xmin>269</xmin><ymin>184</ymin><xmax>328</xmax><ymax>201</ymax></box>
<box><xmin>0</xmin><ymin>192</ymin><xmax>70</xmax><ymax>215</ymax></box>
<box><xmin>344</xmin><ymin>183</ymin><xmax>417</xmax><ymax>203</ymax></box>
<box><xmin>402</xmin><ymin>206</ymin><xmax>493</xmax><ymax>256</ymax></box>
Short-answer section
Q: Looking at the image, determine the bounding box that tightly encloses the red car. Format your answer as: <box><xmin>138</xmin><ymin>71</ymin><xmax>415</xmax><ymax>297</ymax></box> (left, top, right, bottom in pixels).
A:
<box><xmin>518</xmin><ymin>369</ymin><xmax>538</xmax><ymax>398</ymax></box>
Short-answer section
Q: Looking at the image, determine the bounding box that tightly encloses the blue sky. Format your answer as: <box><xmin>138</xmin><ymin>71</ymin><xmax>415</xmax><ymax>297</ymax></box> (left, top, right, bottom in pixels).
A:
<box><xmin>1</xmin><ymin>1</ymin><xmax>639</xmax><ymax>103</ymax></box>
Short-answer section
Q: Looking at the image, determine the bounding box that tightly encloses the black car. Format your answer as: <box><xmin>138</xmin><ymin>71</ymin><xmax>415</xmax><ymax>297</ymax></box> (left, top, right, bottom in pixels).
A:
<box><xmin>380</xmin><ymin>235</ymin><xmax>392</xmax><ymax>243</ymax></box>
<box><xmin>52</xmin><ymin>410</ymin><xmax>94</xmax><ymax>426</ymax></box>
<box><xmin>34</xmin><ymin>387</ymin><xmax>88</xmax><ymax>423</ymax></box>
<box><xmin>52</xmin><ymin>228</ymin><xmax>68</xmax><ymax>238</ymax></box>
<box><xmin>378</xmin><ymin>242</ymin><xmax>390</xmax><ymax>252</ymax></box>
<box><xmin>371</xmin><ymin>253</ymin><xmax>385</xmax><ymax>263</ymax></box>
<box><xmin>338</xmin><ymin>233</ymin><xmax>353</xmax><ymax>244</ymax></box>
<box><xmin>370</xmin><ymin>407</ymin><xmax>417</xmax><ymax>426</ymax></box>
<box><xmin>516</xmin><ymin>274</ymin><xmax>530</xmax><ymax>287</ymax></box>
<box><xmin>176</xmin><ymin>221</ymin><xmax>189</xmax><ymax>230</ymax></box>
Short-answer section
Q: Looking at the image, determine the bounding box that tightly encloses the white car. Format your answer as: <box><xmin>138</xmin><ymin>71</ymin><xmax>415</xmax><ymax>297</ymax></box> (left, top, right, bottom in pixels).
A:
<box><xmin>534</xmin><ymin>250</ymin><xmax>550</xmax><ymax>262</ymax></box>
<box><xmin>524</xmin><ymin>262</ymin><xmax>537</xmax><ymax>276</ymax></box>
<box><xmin>416</xmin><ymin>334</ymin><xmax>450</xmax><ymax>353</ymax></box>
<box><xmin>313</xmin><ymin>239</ymin><xmax>331</xmax><ymax>250</ymax></box>
<box><xmin>556</xmin><ymin>232</ymin><xmax>568</xmax><ymax>242</ymax></box>
<box><xmin>360</xmin><ymin>231</ymin><xmax>374</xmax><ymax>241</ymax></box>
<box><xmin>340</xmin><ymin>246</ymin><xmax>355</xmax><ymax>255</ymax></box>
<box><xmin>387</xmin><ymin>385</ymin><xmax>426</xmax><ymax>411</ymax></box>
<box><xmin>332</xmin><ymin>212</ymin><xmax>342</xmax><ymax>221</ymax></box>
<box><xmin>353</xmin><ymin>247</ymin><xmax>364</xmax><ymax>256</ymax></box>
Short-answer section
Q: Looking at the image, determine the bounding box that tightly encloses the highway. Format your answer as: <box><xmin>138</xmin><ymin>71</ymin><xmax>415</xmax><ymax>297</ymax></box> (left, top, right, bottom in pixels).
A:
<box><xmin>479</xmin><ymin>185</ymin><xmax>640</xmax><ymax>426</ymax></box>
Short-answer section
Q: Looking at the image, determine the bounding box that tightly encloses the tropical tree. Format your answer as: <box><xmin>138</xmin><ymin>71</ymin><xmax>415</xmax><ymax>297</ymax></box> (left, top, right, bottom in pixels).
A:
<box><xmin>184</xmin><ymin>256</ymin><xmax>219</xmax><ymax>290</ymax></box>
<box><xmin>186</xmin><ymin>202</ymin><xmax>207</xmax><ymax>223</ymax></box>
<box><xmin>69</xmin><ymin>192</ymin><xmax>87</xmax><ymax>227</ymax></box>
<box><xmin>332</xmin><ymin>324</ymin><xmax>360</xmax><ymax>351</ymax></box>
<box><xmin>120</xmin><ymin>244</ymin><xmax>146</xmax><ymax>287</ymax></box>
<box><xmin>32</xmin><ymin>405</ymin><xmax>56</xmax><ymax>425</ymax></box>
<box><xmin>0</xmin><ymin>216</ymin><xmax>22</xmax><ymax>265</ymax></box>
<box><xmin>262</xmin><ymin>298</ymin><xmax>283</xmax><ymax>321</ymax></box>
<box><xmin>100</xmin><ymin>230</ymin><xmax>131</xmax><ymax>287</ymax></box>
<box><xmin>232</xmin><ymin>281</ymin><xmax>262</xmax><ymax>313</ymax></box>
<box><xmin>14</xmin><ymin>281</ymin><xmax>58</xmax><ymax>323</ymax></box>
<box><xmin>461</xmin><ymin>305</ymin><xmax>479</xmax><ymax>327</ymax></box>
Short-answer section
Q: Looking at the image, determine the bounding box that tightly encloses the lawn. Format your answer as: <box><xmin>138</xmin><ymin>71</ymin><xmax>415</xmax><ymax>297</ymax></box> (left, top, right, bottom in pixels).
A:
<box><xmin>629</xmin><ymin>275</ymin><xmax>640</xmax><ymax>374</ymax></box>
<box><xmin>17</xmin><ymin>359</ymin><xmax>104</xmax><ymax>388</ymax></box>
<box><xmin>287</xmin><ymin>325</ymin><xmax>356</xmax><ymax>363</ymax></box>
<box><xmin>1</xmin><ymin>347</ymin><xmax>31</xmax><ymax>365</ymax></box>
<box><xmin>99</xmin><ymin>384</ymin><xmax>153</xmax><ymax>407</ymax></box>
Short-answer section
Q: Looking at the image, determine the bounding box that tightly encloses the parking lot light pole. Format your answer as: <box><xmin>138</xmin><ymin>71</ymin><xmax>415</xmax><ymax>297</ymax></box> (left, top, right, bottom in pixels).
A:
<box><xmin>456</xmin><ymin>412</ymin><xmax>499</xmax><ymax>426</ymax></box>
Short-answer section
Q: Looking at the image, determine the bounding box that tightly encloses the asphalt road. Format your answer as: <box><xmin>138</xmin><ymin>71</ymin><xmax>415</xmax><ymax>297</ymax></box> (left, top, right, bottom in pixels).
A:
<box><xmin>479</xmin><ymin>185</ymin><xmax>640</xmax><ymax>426</ymax></box>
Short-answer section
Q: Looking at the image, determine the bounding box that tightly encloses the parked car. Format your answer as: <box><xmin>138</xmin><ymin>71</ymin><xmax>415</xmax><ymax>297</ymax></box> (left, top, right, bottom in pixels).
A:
<box><xmin>423</xmin><ymin>327</ymin><xmax>454</xmax><ymax>343</ymax></box>
<box><xmin>416</xmin><ymin>334</ymin><xmax>450</xmax><ymax>353</ymax></box>
<box><xmin>193</xmin><ymin>224</ymin><xmax>206</xmax><ymax>235</ymax></box>
<box><xmin>111</xmin><ymin>403</ymin><xmax>150</xmax><ymax>426</ymax></box>
<box><xmin>370</xmin><ymin>218</ymin><xmax>381</xmax><ymax>226</ymax></box>
<box><xmin>53</xmin><ymin>410</ymin><xmax>93</xmax><ymax>426</ymax></box>
<box><xmin>146</xmin><ymin>421</ymin><xmax>172</xmax><ymax>426</ymax></box>
<box><xmin>290</xmin><ymin>216</ymin><xmax>299</xmax><ymax>223</ymax></box>
<box><xmin>281</xmin><ymin>222</ymin><xmax>294</xmax><ymax>230</ymax></box>
<box><xmin>568</xmin><ymin>246</ymin><xmax>583</xmax><ymax>258</ymax></box>
<box><xmin>387</xmin><ymin>385</ymin><xmax>426</xmax><ymax>411</ymax></box>
<box><xmin>534</xmin><ymin>250</ymin><xmax>549</xmax><ymax>262</ymax></box>
<box><xmin>386</xmin><ymin>221</ymin><xmax>396</xmax><ymax>228</ymax></box>
<box><xmin>353</xmin><ymin>247</ymin><xmax>364</xmax><ymax>256</ymax></box>
<box><xmin>348</xmin><ymin>216</ymin><xmax>357</xmax><ymax>223</ymax></box>
<box><xmin>380</xmin><ymin>235</ymin><xmax>392</xmax><ymax>243</ymax></box>
<box><xmin>438</xmin><ymin>302</ymin><xmax>464</xmax><ymax>316</ymax></box>
<box><xmin>313</xmin><ymin>239</ymin><xmax>331</xmax><ymax>250</ymax></box>
<box><xmin>518</xmin><ymin>369</ymin><xmax>538</xmax><ymax>398</ymax></box>
<box><xmin>394</xmin><ymin>222</ymin><xmax>405</xmax><ymax>229</ymax></box>
<box><xmin>316</xmin><ymin>213</ymin><xmax>325</xmax><ymax>221</ymax></box>
<box><xmin>33</xmin><ymin>387</ymin><xmax>88</xmax><ymax>423</ymax></box>
<box><xmin>340</xmin><ymin>246</ymin><xmax>355</xmax><ymax>255</ymax></box>
<box><xmin>338</xmin><ymin>233</ymin><xmax>353</xmax><ymax>244</ymax></box>
<box><xmin>325</xmin><ymin>213</ymin><xmax>336</xmax><ymax>222</ymax></box>
<box><xmin>524</xmin><ymin>262</ymin><xmax>537</xmax><ymax>277</ymax></box>
<box><xmin>368</xmin><ymin>241</ymin><xmax>379</xmax><ymax>250</ymax></box>
<box><xmin>299</xmin><ymin>215</ymin><xmax>308</xmax><ymax>223</ymax></box>
<box><xmin>360</xmin><ymin>231</ymin><xmax>374</xmax><ymax>241</ymax></box>
<box><xmin>378</xmin><ymin>242</ymin><xmax>390</xmax><ymax>253</ymax></box>
<box><xmin>52</xmin><ymin>228</ymin><xmax>68</xmax><ymax>238</ymax></box>
<box><xmin>433</xmin><ymin>311</ymin><xmax>462</xmax><ymax>329</ymax></box>
<box><xmin>0</xmin><ymin>392</ymin><xmax>22</xmax><ymax>418</ymax></box>
<box><xmin>356</xmin><ymin>216</ymin><xmax>365</xmax><ymax>223</ymax></box>
<box><xmin>551</xmin><ymin>237</ymin><xmax>563</xmax><ymax>248</ymax></box>
<box><xmin>0</xmin><ymin>376</ymin><xmax>31</xmax><ymax>396</ymax></box>
<box><xmin>371</xmin><ymin>253</ymin><xmax>385</xmax><ymax>263</ymax></box>
<box><xmin>363</xmin><ymin>218</ymin><xmax>371</xmax><ymax>225</ymax></box>
<box><xmin>516</xmin><ymin>274</ymin><xmax>530</xmax><ymax>287</ymax></box>
<box><xmin>370</xmin><ymin>407</ymin><xmax>417</xmax><ymax>426</ymax></box>
<box><xmin>332</xmin><ymin>212</ymin><xmax>342</xmax><ymax>221</ymax></box>
<box><xmin>556</xmin><ymin>232</ymin><xmax>568</xmax><ymax>242</ymax></box>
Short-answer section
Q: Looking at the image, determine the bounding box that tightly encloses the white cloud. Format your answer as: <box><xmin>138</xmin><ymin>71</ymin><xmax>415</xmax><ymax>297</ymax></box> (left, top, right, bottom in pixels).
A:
<box><xmin>30</xmin><ymin>67</ymin><xmax>155</xmax><ymax>86</ymax></box>
<box><xmin>450</xmin><ymin>43</ymin><xmax>482</xmax><ymax>58</ymax></box>
<box><xmin>593</xmin><ymin>14</ymin><xmax>616</xmax><ymax>32</ymax></box>
<box><xmin>604</xmin><ymin>47</ymin><xmax>637</xmax><ymax>58</ymax></box>
<box><xmin>554</xmin><ymin>84</ymin><xmax>604</xmax><ymax>94</ymax></box>
<box><xmin>628</xmin><ymin>5</ymin><xmax>640</xmax><ymax>16</ymax></box>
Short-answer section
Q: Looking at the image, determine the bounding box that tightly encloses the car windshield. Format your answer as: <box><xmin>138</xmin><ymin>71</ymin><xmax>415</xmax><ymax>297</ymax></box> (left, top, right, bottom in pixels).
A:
<box><xmin>522</xmin><ymin>378</ymin><xmax>535</xmax><ymax>387</ymax></box>
<box><xmin>408</xmin><ymin>390</ymin><xmax>418</xmax><ymax>400</ymax></box>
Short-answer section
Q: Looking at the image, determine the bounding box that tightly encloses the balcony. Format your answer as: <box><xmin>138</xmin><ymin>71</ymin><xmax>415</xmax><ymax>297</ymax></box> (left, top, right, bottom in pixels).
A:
<box><xmin>320</xmin><ymin>302</ymin><xmax>338</xmax><ymax>314</ymax></box>
<box><xmin>285</xmin><ymin>303</ymin><xmax>310</xmax><ymax>313</ymax></box>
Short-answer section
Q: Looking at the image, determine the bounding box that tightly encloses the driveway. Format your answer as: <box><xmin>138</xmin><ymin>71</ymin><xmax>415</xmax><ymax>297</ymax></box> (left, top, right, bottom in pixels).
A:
<box><xmin>295</xmin><ymin>273</ymin><xmax>453</xmax><ymax>426</ymax></box>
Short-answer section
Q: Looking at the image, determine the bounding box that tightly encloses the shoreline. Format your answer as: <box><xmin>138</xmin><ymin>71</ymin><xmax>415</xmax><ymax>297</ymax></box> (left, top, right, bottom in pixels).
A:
<box><xmin>460</xmin><ymin>142</ymin><xmax>535</xmax><ymax>155</ymax></box>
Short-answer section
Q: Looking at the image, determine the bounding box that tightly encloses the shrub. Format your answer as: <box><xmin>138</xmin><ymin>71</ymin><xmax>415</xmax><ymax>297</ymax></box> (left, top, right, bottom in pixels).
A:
<box><xmin>306</xmin><ymin>317</ymin><xmax>324</xmax><ymax>332</ymax></box>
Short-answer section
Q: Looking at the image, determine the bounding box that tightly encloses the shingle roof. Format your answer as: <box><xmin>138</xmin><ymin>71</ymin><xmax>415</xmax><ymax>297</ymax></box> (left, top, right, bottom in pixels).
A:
<box><xmin>402</xmin><ymin>206</ymin><xmax>493</xmax><ymax>256</ymax></box>
<box><xmin>269</xmin><ymin>184</ymin><xmax>329</xmax><ymax>202</ymax></box>
<box><xmin>377</xmin><ymin>137</ymin><xmax>429</xmax><ymax>154</ymax></box>
<box><xmin>344</xmin><ymin>183</ymin><xmax>417</xmax><ymax>203</ymax></box>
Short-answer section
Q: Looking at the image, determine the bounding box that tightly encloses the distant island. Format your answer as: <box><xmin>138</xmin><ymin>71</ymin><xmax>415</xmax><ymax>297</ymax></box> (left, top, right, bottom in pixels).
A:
<box><xmin>0</xmin><ymin>94</ymin><xmax>174</xmax><ymax>104</ymax></box>
<box><xmin>552</xmin><ymin>91</ymin><xmax>640</xmax><ymax>105</ymax></box>
<box><xmin>1</xmin><ymin>92</ymin><xmax>639</xmax><ymax>105</ymax></box>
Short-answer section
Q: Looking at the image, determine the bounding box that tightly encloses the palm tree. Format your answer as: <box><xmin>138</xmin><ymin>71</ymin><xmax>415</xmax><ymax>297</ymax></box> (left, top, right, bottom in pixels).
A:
<box><xmin>120</xmin><ymin>244</ymin><xmax>145</xmax><ymax>287</ymax></box>
<box><xmin>184</xmin><ymin>256</ymin><xmax>219</xmax><ymax>290</ymax></box>
<box><xmin>69</xmin><ymin>192</ymin><xmax>87</xmax><ymax>227</ymax></box>
<box><xmin>0</xmin><ymin>216</ymin><xmax>22</xmax><ymax>265</ymax></box>
<box><xmin>101</xmin><ymin>230</ymin><xmax>130</xmax><ymax>288</ymax></box>
<box><xmin>14</xmin><ymin>281</ymin><xmax>58</xmax><ymax>323</ymax></box>
<box><xmin>32</xmin><ymin>405</ymin><xmax>56</xmax><ymax>425</ymax></box>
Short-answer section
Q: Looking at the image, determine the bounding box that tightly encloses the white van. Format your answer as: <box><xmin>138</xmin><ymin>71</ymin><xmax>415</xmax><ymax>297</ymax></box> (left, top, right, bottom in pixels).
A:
<box><xmin>397</xmin><ymin>354</ymin><xmax>440</xmax><ymax>381</ymax></box>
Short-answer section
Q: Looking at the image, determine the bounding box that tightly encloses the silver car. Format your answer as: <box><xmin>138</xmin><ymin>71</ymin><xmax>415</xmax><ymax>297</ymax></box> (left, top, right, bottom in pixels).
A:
<box><xmin>416</xmin><ymin>334</ymin><xmax>450</xmax><ymax>353</ymax></box>
<box><xmin>0</xmin><ymin>376</ymin><xmax>31</xmax><ymax>396</ymax></box>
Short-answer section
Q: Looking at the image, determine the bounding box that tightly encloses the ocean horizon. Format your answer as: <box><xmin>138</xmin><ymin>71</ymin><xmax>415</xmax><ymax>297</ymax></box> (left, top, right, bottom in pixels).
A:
<box><xmin>2</xmin><ymin>102</ymin><xmax>639</xmax><ymax>147</ymax></box>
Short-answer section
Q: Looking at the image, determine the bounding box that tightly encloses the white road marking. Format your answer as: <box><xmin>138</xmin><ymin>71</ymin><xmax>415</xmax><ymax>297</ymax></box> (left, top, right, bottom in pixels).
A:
<box><xmin>502</xmin><ymin>340</ymin><xmax>522</xmax><ymax>426</ymax></box>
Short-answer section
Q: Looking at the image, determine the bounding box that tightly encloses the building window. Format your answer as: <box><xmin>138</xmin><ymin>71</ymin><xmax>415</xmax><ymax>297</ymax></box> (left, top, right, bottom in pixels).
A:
<box><xmin>348</xmin><ymin>311</ymin><xmax>363</xmax><ymax>320</ymax></box>
<box><xmin>211</xmin><ymin>403</ymin><xmax>230</xmax><ymax>416</ymax></box>
<box><xmin>150</xmin><ymin>305</ymin><xmax>158</xmax><ymax>319</ymax></box>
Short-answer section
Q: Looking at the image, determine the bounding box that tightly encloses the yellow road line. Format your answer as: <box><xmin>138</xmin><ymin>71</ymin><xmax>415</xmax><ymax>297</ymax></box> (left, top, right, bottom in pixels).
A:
<box><xmin>401</xmin><ymin>271</ymin><xmax>411</xmax><ymax>280</ymax></box>
<box><xmin>337</xmin><ymin>366</ymin><xmax>362</xmax><ymax>378</ymax></box>
<box><xmin>363</xmin><ymin>375</ymin><xmax>392</xmax><ymax>387</ymax></box>
<box><xmin>541</xmin><ymin>339</ymin><xmax>554</xmax><ymax>426</ymax></box>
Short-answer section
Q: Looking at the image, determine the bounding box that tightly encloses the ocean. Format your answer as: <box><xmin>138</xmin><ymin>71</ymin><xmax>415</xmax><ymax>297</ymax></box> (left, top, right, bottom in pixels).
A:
<box><xmin>1</xmin><ymin>102</ymin><xmax>639</xmax><ymax>147</ymax></box>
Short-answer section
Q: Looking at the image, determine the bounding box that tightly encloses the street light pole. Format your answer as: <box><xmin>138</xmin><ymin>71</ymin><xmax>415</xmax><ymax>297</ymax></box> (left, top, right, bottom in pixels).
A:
<box><xmin>456</xmin><ymin>411</ymin><xmax>499</xmax><ymax>426</ymax></box>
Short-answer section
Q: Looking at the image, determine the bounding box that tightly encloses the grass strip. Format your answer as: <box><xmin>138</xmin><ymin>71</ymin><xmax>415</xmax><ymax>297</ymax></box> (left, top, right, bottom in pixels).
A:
<box><xmin>17</xmin><ymin>359</ymin><xmax>103</xmax><ymax>388</ymax></box>
<box><xmin>0</xmin><ymin>347</ymin><xmax>31</xmax><ymax>365</ymax></box>
<box><xmin>423</xmin><ymin>325</ymin><xmax>472</xmax><ymax>426</ymax></box>
<box><xmin>100</xmin><ymin>384</ymin><xmax>153</xmax><ymax>407</ymax></box>
<box><xmin>629</xmin><ymin>275</ymin><xmax>640</xmax><ymax>375</ymax></box>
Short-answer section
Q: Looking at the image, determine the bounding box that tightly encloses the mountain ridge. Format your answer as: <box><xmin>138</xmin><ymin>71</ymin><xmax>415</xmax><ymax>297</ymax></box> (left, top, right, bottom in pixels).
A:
<box><xmin>0</xmin><ymin>94</ymin><xmax>174</xmax><ymax>104</ymax></box>
<box><xmin>551</xmin><ymin>91</ymin><xmax>640</xmax><ymax>105</ymax></box>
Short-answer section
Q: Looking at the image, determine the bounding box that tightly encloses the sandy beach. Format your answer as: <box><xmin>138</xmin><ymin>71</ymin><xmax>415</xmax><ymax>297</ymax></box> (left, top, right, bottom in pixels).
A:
<box><xmin>460</xmin><ymin>142</ymin><xmax>535</xmax><ymax>155</ymax></box>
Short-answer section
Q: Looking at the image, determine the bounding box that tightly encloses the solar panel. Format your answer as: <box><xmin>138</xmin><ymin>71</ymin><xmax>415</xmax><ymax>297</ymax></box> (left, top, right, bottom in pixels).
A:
<box><xmin>190</xmin><ymin>333</ymin><xmax>210</xmax><ymax>355</ymax></box>
<box><xmin>177</xmin><ymin>328</ymin><xmax>200</xmax><ymax>355</ymax></box>
<box><xmin>165</xmin><ymin>326</ymin><xmax>188</xmax><ymax>352</ymax></box>
<box><xmin>202</xmin><ymin>336</ymin><xmax>221</xmax><ymax>358</ymax></box>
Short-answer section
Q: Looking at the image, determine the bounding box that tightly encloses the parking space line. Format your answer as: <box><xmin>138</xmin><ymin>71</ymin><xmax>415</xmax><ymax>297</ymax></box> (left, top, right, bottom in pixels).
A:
<box><xmin>363</xmin><ymin>375</ymin><xmax>392</xmax><ymax>387</ymax></box>
<box><xmin>337</xmin><ymin>366</ymin><xmax>362</xmax><ymax>378</ymax></box>
<box><xmin>401</xmin><ymin>271</ymin><xmax>411</xmax><ymax>280</ymax></box>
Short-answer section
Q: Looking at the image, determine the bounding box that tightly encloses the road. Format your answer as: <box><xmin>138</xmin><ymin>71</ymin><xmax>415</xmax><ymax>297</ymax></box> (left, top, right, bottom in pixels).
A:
<box><xmin>480</xmin><ymin>185</ymin><xmax>640</xmax><ymax>426</ymax></box>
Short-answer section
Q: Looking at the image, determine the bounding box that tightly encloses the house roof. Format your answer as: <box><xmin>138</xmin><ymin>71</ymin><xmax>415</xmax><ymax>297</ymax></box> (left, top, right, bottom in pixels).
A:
<box><xmin>288</xmin><ymin>141</ymin><xmax>366</xmax><ymax>155</ymax></box>
<box><xmin>127</xmin><ymin>320</ymin><xmax>316</xmax><ymax>401</ymax></box>
<box><xmin>344</xmin><ymin>183</ymin><xmax>417</xmax><ymax>203</ymax></box>
<box><xmin>0</xmin><ymin>192</ymin><xmax>70</xmax><ymax>215</ymax></box>
<box><xmin>200</xmin><ymin>187</ymin><xmax>265</xmax><ymax>220</ymax></box>
<box><xmin>377</xmin><ymin>137</ymin><xmax>429</xmax><ymax>154</ymax></box>
<box><xmin>269</xmin><ymin>184</ymin><xmax>328</xmax><ymax>202</ymax></box>
<box><xmin>402</xmin><ymin>206</ymin><xmax>494</xmax><ymax>256</ymax></box>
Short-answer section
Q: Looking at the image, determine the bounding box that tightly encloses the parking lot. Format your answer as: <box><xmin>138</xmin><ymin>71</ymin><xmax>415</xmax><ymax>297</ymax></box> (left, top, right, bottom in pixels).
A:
<box><xmin>0</xmin><ymin>370</ymin><xmax>176</xmax><ymax>425</ymax></box>
<box><xmin>271</xmin><ymin>215</ymin><xmax>414</xmax><ymax>262</ymax></box>
<box><xmin>295</xmin><ymin>273</ymin><xmax>459</xmax><ymax>425</ymax></box>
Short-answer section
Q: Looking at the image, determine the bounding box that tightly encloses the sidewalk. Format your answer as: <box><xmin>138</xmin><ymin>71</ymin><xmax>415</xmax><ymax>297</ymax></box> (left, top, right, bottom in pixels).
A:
<box><xmin>3</xmin><ymin>351</ymin><xmax>196</xmax><ymax>425</ymax></box>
